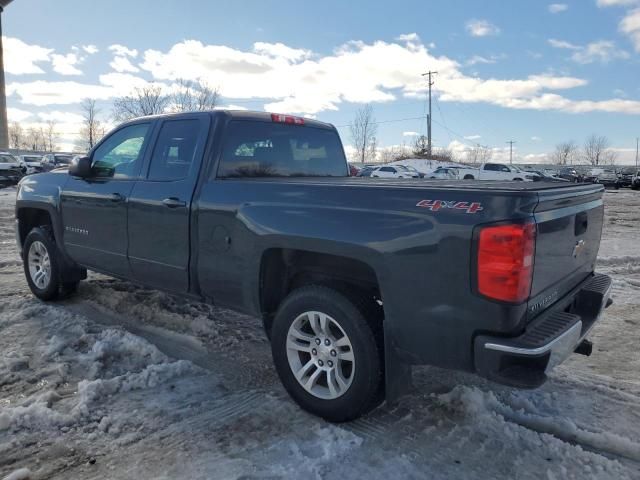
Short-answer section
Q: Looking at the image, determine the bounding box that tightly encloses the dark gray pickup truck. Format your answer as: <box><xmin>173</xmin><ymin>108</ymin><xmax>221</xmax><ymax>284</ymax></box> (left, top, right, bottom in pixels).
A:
<box><xmin>15</xmin><ymin>111</ymin><xmax>612</xmax><ymax>421</ymax></box>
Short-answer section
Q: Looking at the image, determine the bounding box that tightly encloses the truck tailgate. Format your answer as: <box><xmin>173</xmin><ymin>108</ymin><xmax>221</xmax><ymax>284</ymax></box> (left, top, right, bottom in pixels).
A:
<box><xmin>528</xmin><ymin>184</ymin><xmax>604</xmax><ymax>316</ymax></box>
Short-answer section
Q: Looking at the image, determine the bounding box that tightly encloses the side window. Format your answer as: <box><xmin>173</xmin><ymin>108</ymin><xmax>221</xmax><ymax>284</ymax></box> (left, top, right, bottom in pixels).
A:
<box><xmin>380</xmin><ymin>167</ymin><xmax>393</xmax><ymax>173</ymax></box>
<box><xmin>501</xmin><ymin>165</ymin><xmax>511</xmax><ymax>172</ymax></box>
<box><xmin>218</xmin><ymin>121</ymin><xmax>347</xmax><ymax>178</ymax></box>
<box><xmin>484</xmin><ymin>164</ymin><xmax>496</xmax><ymax>171</ymax></box>
<box><xmin>92</xmin><ymin>123</ymin><xmax>150</xmax><ymax>179</ymax></box>
<box><xmin>148</xmin><ymin>119</ymin><xmax>201</xmax><ymax>181</ymax></box>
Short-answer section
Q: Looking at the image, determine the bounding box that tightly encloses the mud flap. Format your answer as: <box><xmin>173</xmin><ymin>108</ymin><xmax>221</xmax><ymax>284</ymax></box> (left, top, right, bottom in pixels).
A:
<box><xmin>384</xmin><ymin>324</ymin><xmax>413</xmax><ymax>404</ymax></box>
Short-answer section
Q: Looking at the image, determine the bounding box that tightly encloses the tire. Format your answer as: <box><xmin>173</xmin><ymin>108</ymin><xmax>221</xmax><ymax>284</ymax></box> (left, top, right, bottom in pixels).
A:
<box><xmin>464</xmin><ymin>175</ymin><xmax>474</xmax><ymax>180</ymax></box>
<box><xmin>271</xmin><ymin>285</ymin><xmax>383</xmax><ymax>422</ymax></box>
<box><xmin>23</xmin><ymin>227</ymin><xmax>62</xmax><ymax>301</ymax></box>
<box><xmin>513</xmin><ymin>177</ymin><xmax>523</xmax><ymax>181</ymax></box>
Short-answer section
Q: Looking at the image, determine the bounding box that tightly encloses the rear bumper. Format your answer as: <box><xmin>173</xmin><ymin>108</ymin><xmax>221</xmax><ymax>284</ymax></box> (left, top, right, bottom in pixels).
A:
<box><xmin>474</xmin><ymin>273</ymin><xmax>612</xmax><ymax>388</ymax></box>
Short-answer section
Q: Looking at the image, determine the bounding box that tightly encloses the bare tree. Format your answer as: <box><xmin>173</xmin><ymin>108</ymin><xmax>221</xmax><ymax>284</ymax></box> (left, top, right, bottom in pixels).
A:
<box><xmin>350</xmin><ymin>104</ymin><xmax>378</xmax><ymax>163</ymax></box>
<box><xmin>113</xmin><ymin>85</ymin><xmax>170</xmax><ymax>122</ymax></box>
<box><xmin>171</xmin><ymin>78</ymin><xmax>220</xmax><ymax>112</ymax></box>
<box><xmin>412</xmin><ymin>135</ymin><xmax>429</xmax><ymax>157</ymax></box>
<box><xmin>8</xmin><ymin>122</ymin><xmax>23</xmax><ymax>149</ymax></box>
<box><xmin>466</xmin><ymin>144</ymin><xmax>492</xmax><ymax>164</ymax></box>
<box><xmin>78</xmin><ymin>99</ymin><xmax>105</xmax><ymax>151</ymax></box>
<box><xmin>25</xmin><ymin>127</ymin><xmax>46</xmax><ymax>151</ymax></box>
<box><xmin>550</xmin><ymin>141</ymin><xmax>578</xmax><ymax>165</ymax></box>
<box><xmin>583</xmin><ymin>134</ymin><xmax>617</xmax><ymax>166</ymax></box>
<box><xmin>432</xmin><ymin>147</ymin><xmax>456</xmax><ymax>163</ymax></box>
<box><xmin>44</xmin><ymin>120</ymin><xmax>59</xmax><ymax>152</ymax></box>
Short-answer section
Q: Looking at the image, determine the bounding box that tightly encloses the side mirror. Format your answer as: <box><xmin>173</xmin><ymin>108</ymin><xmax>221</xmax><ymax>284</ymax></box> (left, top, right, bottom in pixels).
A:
<box><xmin>68</xmin><ymin>156</ymin><xmax>92</xmax><ymax>178</ymax></box>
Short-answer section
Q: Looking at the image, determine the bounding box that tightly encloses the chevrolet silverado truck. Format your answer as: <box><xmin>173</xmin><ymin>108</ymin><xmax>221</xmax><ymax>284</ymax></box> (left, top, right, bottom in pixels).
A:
<box><xmin>16</xmin><ymin>111</ymin><xmax>612</xmax><ymax>422</ymax></box>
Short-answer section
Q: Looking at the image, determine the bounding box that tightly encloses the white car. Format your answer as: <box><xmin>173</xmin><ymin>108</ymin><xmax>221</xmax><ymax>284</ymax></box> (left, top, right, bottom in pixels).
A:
<box><xmin>464</xmin><ymin>162</ymin><xmax>536</xmax><ymax>181</ymax></box>
<box><xmin>18</xmin><ymin>154</ymin><xmax>44</xmax><ymax>175</ymax></box>
<box><xmin>428</xmin><ymin>167</ymin><xmax>459</xmax><ymax>180</ymax></box>
<box><xmin>0</xmin><ymin>152</ymin><xmax>24</xmax><ymax>186</ymax></box>
<box><xmin>370</xmin><ymin>165</ymin><xmax>420</xmax><ymax>179</ymax></box>
<box><xmin>631</xmin><ymin>171</ymin><xmax>640</xmax><ymax>190</ymax></box>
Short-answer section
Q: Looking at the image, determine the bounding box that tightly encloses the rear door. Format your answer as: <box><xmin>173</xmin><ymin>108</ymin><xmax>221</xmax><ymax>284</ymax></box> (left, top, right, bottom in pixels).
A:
<box><xmin>127</xmin><ymin>114</ymin><xmax>209</xmax><ymax>293</ymax></box>
<box><xmin>61</xmin><ymin>122</ymin><xmax>152</xmax><ymax>276</ymax></box>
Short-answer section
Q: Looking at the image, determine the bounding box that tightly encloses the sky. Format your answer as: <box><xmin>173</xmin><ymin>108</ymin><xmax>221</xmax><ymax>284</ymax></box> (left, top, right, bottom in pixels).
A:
<box><xmin>3</xmin><ymin>0</ymin><xmax>640</xmax><ymax>163</ymax></box>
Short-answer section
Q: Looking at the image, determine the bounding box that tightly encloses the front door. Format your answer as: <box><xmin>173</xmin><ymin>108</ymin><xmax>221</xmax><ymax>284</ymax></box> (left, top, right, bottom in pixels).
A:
<box><xmin>127</xmin><ymin>116</ymin><xmax>208</xmax><ymax>293</ymax></box>
<box><xmin>61</xmin><ymin>122</ymin><xmax>152</xmax><ymax>277</ymax></box>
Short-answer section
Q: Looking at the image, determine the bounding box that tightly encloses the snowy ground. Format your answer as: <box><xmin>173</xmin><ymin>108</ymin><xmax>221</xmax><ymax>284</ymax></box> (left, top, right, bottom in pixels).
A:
<box><xmin>1</xmin><ymin>186</ymin><xmax>639</xmax><ymax>480</ymax></box>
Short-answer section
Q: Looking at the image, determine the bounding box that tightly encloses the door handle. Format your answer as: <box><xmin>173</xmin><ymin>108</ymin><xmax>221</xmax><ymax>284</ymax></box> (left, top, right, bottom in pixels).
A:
<box><xmin>162</xmin><ymin>197</ymin><xmax>186</xmax><ymax>208</ymax></box>
<box><xmin>109</xmin><ymin>193</ymin><xmax>125</xmax><ymax>202</ymax></box>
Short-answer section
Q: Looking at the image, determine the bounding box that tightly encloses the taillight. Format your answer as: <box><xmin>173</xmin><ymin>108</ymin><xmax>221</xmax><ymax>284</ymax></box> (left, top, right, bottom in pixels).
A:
<box><xmin>271</xmin><ymin>113</ymin><xmax>305</xmax><ymax>125</ymax></box>
<box><xmin>477</xmin><ymin>222</ymin><xmax>536</xmax><ymax>303</ymax></box>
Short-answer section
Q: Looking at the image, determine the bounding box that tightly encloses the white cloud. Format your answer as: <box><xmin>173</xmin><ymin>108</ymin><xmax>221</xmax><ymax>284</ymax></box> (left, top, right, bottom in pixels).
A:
<box><xmin>109</xmin><ymin>44</ymin><xmax>138</xmax><ymax>57</ymax></box>
<box><xmin>8</xmin><ymin>35</ymin><xmax>640</xmax><ymax>117</ymax></box>
<box><xmin>402</xmin><ymin>131</ymin><xmax>420</xmax><ymax>136</ymax></box>
<box><xmin>466</xmin><ymin>55</ymin><xmax>497</xmax><ymax>65</ymax></box>
<box><xmin>465</xmin><ymin>19</ymin><xmax>500</xmax><ymax>37</ymax></box>
<box><xmin>253</xmin><ymin>42</ymin><xmax>311</xmax><ymax>62</ymax></box>
<box><xmin>549</xmin><ymin>38</ymin><xmax>630</xmax><ymax>62</ymax></box>
<box><xmin>51</xmin><ymin>52</ymin><xmax>83</xmax><ymax>75</ymax></box>
<box><xmin>82</xmin><ymin>45</ymin><xmax>99</xmax><ymax>55</ymax></box>
<box><xmin>571</xmin><ymin>40</ymin><xmax>630</xmax><ymax>63</ymax></box>
<box><xmin>7</xmin><ymin>107</ymin><xmax>34</xmax><ymax>122</ymax></box>
<box><xmin>531</xmin><ymin>136</ymin><xmax>542</xmax><ymax>141</ymax></box>
<box><xmin>597</xmin><ymin>0</ymin><xmax>638</xmax><ymax>7</ymax></box>
<box><xmin>548</xmin><ymin>39</ymin><xmax>581</xmax><ymax>49</ymax></box>
<box><xmin>37</xmin><ymin>110</ymin><xmax>85</xmax><ymax>123</ymax></box>
<box><xmin>2</xmin><ymin>36</ymin><xmax>52</xmax><ymax>74</ymax></box>
<box><xmin>464</xmin><ymin>134</ymin><xmax>482</xmax><ymax>140</ymax></box>
<box><xmin>110</xmin><ymin>56</ymin><xmax>140</xmax><ymax>73</ymax></box>
<box><xmin>548</xmin><ymin>3</ymin><xmax>569</xmax><ymax>13</ymax></box>
<box><xmin>620</xmin><ymin>8</ymin><xmax>640</xmax><ymax>51</ymax></box>
<box><xmin>214</xmin><ymin>104</ymin><xmax>248</xmax><ymax>111</ymax></box>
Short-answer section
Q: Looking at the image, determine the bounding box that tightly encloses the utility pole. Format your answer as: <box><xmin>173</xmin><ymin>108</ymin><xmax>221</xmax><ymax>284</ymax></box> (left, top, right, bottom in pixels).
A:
<box><xmin>506</xmin><ymin>140</ymin><xmax>516</xmax><ymax>164</ymax></box>
<box><xmin>421</xmin><ymin>70</ymin><xmax>437</xmax><ymax>158</ymax></box>
<box><xmin>636</xmin><ymin>137</ymin><xmax>638</xmax><ymax>168</ymax></box>
<box><xmin>0</xmin><ymin>1</ymin><xmax>13</xmax><ymax>150</ymax></box>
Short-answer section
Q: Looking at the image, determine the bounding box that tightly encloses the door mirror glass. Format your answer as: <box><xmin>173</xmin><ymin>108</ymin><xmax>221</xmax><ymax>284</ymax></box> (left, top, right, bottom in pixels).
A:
<box><xmin>68</xmin><ymin>156</ymin><xmax>92</xmax><ymax>178</ymax></box>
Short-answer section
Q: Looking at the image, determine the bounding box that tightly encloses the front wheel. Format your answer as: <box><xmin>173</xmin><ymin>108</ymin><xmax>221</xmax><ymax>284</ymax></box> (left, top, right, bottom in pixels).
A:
<box><xmin>23</xmin><ymin>227</ymin><xmax>62</xmax><ymax>301</ymax></box>
<box><xmin>271</xmin><ymin>285</ymin><xmax>383</xmax><ymax>422</ymax></box>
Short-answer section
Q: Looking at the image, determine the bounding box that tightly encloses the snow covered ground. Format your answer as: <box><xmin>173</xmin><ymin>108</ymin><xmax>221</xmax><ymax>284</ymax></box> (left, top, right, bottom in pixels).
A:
<box><xmin>1</xmin><ymin>185</ymin><xmax>639</xmax><ymax>480</ymax></box>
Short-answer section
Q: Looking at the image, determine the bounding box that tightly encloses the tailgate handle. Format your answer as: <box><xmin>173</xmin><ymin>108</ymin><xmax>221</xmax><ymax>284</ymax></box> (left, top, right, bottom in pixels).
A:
<box><xmin>575</xmin><ymin>212</ymin><xmax>588</xmax><ymax>236</ymax></box>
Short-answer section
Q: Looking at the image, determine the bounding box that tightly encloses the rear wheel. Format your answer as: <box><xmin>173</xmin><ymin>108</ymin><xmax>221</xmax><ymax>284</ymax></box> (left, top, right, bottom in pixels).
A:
<box><xmin>271</xmin><ymin>285</ymin><xmax>383</xmax><ymax>422</ymax></box>
<box><xmin>464</xmin><ymin>174</ymin><xmax>475</xmax><ymax>180</ymax></box>
<box><xmin>23</xmin><ymin>227</ymin><xmax>61</xmax><ymax>301</ymax></box>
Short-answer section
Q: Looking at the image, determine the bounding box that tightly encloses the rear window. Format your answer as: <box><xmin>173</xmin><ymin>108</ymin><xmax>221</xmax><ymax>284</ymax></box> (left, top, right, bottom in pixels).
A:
<box><xmin>217</xmin><ymin>121</ymin><xmax>348</xmax><ymax>178</ymax></box>
<box><xmin>54</xmin><ymin>155</ymin><xmax>72</xmax><ymax>165</ymax></box>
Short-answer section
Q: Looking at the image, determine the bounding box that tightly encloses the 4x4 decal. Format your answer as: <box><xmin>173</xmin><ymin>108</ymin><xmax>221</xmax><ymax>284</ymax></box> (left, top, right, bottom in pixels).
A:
<box><xmin>416</xmin><ymin>199</ymin><xmax>483</xmax><ymax>214</ymax></box>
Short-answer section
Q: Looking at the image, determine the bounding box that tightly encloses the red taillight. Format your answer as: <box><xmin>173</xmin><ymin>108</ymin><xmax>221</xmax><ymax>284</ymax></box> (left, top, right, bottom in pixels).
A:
<box><xmin>477</xmin><ymin>222</ymin><xmax>536</xmax><ymax>303</ymax></box>
<box><xmin>271</xmin><ymin>113</ymin><xmax>305</xmax><ymax>125</ymax></box>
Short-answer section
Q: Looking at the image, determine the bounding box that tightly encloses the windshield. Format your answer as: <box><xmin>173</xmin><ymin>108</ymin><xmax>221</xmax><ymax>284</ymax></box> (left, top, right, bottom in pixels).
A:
<box><xmin>22</xmin><ymin>156</ymin><xmax>42</xmax><ymax>162</ymax></box>
<box><xmin>0</xmin><ymin>154</ymin><xmax>17</xmax><ymax>164</ymax></box>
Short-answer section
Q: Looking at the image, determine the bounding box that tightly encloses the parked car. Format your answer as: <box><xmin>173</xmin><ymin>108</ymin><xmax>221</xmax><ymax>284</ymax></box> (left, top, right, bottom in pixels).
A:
<box><xmin>0</xmin><ymin>152</ymin><xmax>24</xmax><ymax>187</ymax></box>
<box><xmin>429</xmin><ymin>167</ymin><xmax>459</xmax><ymax>180</ymax></box>
<box><xmin>395</xmin><ymin>164</ymin><xmax>425</xmax><ymax>178</ymax></box>
<box><xmin>618</xmin><ymin>167</ymin><xmax>636</xmax><ymax>188</ymax></box>
<box><xmin>631</xmin><ymin>170</ymin><xmax>640</xmax><ymax>190</ymax></box>
<box><xmin>356</xmin><ymin>165</ymin><xmax>375</xmax><ymax>177</ymax></box>
<box><xmin>18</xmin><ymin>154</ymin><xmax>45</xmax><ymax>175</ymax></box>
<box><xmin>584</xmin><ymin>168</ymin><xmax>605</xmax><ymax>183</ymax></box>
<box><xmin>463</xmin><ymin>162</ymin><xmax>536</xmax><ymax>181</ymax></box>
<box><xmin>348</xmin><ymin>164</ymin><xmax>359</xmax><ymax>176</ymax></box>
<box><xmin>41</xmin><ymin>153</ymin><xmax>75</xmax><ymax>171</ymax></box>
<box><xmin>370</xmin><ymin>165</ymin><xmax>420</xmax><ymax>178</ymax></box>
<box><xmin>16</xmin><ymin>110</ymin><xmax>612</xmax><ymax>422</ymax></box>
<box><xmin>525</xmin><ymin>169</ymin><xmax>570</xmax><ymax>182</ymax></box>
<box><xmin>558</xmin><ymin>167</ymin><xmax>581</xmax><ymax>183</ymax></box>
<box><xmin>596</xmin><ymin>169</ymin><xmax>620</xmax><ymax>189</ymax></box>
